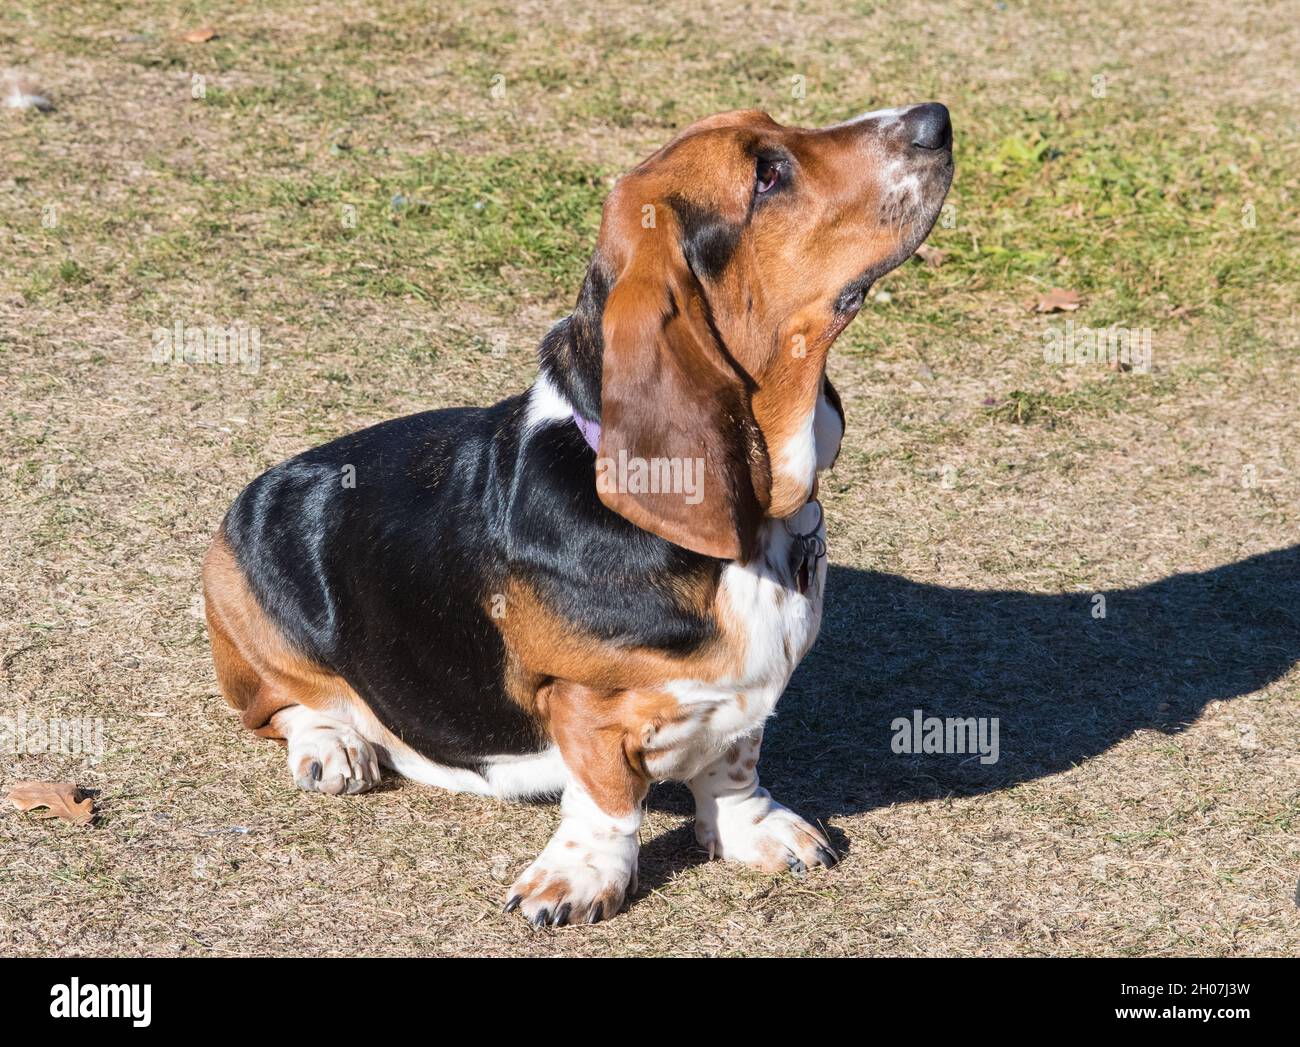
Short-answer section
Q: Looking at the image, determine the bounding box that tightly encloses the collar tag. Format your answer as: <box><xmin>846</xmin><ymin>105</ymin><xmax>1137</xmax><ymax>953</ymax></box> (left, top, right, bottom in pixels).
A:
<box><xmin>785</xmin><ymin>499</ymin><xmax>827</xmax><ymax>595</ymax></box>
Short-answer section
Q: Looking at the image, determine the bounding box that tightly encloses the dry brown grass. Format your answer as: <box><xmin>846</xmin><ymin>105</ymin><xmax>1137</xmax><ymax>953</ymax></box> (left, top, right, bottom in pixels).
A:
<box><xmin>0</xmin><ymin>0</ymin><xmax>1297</xmax><ymax>956</ymax></box>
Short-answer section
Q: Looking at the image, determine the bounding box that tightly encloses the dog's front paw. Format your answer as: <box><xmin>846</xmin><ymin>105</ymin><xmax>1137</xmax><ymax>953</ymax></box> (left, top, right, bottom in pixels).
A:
<box><xmin>696</xmin><ymin>787</ymin><xmax>836</xmax><ymax>873</ymax></box>
<box><xmin>506</xmin><ymin>830</ymin><xmax>638</xmax><ymax>927</ymax></box>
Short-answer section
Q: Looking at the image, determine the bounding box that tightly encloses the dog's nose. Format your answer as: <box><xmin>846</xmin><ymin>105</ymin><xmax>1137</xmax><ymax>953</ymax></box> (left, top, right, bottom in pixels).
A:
<box><xmin>905</xmin><ymin>102</ymin><xmax>951</xmax><ymax>151</ymax></box>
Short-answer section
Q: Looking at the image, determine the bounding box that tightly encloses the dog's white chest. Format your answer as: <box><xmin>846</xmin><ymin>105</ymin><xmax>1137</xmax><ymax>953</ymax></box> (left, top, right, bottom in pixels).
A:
<box><xmin>654</xmin><ymin>504</ymin><xmax>827</xmax><ymax>780</ymax></box>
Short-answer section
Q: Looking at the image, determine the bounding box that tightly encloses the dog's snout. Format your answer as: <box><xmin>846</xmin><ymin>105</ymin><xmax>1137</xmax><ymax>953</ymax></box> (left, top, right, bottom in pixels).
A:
<box><xmin>905</xmin><ymin>102</ymin><xmax>951</xmax><ymax>152</ymax></box>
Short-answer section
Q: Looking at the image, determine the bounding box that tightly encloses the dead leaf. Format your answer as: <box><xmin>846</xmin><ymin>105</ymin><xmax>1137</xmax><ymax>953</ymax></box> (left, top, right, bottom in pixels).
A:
<box><xmin>914</xmin><ymin>244</ymin><xmax>948</xmax><ymax>268</ymax></box>
<box><xmin>5</xmin><ymin>781</ymin><xmax>94</xmax><ymax>825</ymax></box>
<box><xmin>1032</xmin><ymin>288</ymin><xmax>1082</xmax><ymax>313</ymax></box>
<box><xmin>180</xmin><ymin>26</ymin><xmax>218</xmax><ymax>43</ymax></box>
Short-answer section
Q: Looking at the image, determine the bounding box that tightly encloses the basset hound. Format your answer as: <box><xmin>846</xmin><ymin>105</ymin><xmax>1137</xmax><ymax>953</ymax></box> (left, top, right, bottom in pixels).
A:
<box><xmin>203</xmin><ymin>103</ymin><xmax>954</xmax><ymax>926</ymax></box>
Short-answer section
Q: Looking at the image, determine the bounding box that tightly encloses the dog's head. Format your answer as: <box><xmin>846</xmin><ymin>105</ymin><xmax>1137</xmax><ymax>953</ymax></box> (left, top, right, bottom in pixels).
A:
<box><xmin>575</xmin><ymin>104</ymin><xmax>953</xmax><ymax>560</ymax></box>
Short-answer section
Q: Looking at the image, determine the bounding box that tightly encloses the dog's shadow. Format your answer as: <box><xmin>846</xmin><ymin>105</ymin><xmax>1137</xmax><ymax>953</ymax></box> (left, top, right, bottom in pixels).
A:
<box><xmin>640</xmin><ymin>545</ymin><xmax>1300</xmax><ymax>888</ymax></box>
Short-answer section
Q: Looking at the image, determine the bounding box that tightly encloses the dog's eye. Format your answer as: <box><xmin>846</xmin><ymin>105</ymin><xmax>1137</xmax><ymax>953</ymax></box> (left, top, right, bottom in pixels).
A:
<box><xmin>756</xmin><ymin>158</ymin><xmax>782</xmax><ymax>194</ymax></box>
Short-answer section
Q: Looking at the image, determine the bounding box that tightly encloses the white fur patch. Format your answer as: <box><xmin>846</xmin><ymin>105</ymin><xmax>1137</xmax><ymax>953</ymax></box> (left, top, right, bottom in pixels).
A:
<box><xmin>650</xmin><ymin>503</ymin><xmax>827</xmax><ymax>781</ymax></box>
<box><xmin>275</xmin><ymin>705</ymin><xmax>382</xmax><ymax>795</ymax></box>
<box><xmin>506</xmin><ymin>780</ymin><xmax>641</xmax><ymax>925</ymax></box>
<box><xmin>693</xmin><ymin>783</ymin><xmax>834</xmax><ymax>871</ymax></box>
<box><xmin>775</xmin><ymin>404</ymin><xmax>817</xmax><ymax>493</ymax></box>
<box><xmin>776</xmin><ymin>386</ymin><xmax>842</xmax><ymax>499</ymax></box>
<box><xmin>829</xmin><ymin>105</ymin><xmax>907</xmax><ymax>130</ymax></box>
<box><xmin>377</xmin><ymin>739</ymin><xmax>567</xmax><ymax>800</ymax></box>
<box><xmin>523</xmin><ymin>370</ymin><xmax>573</xmax><ymax>433</ymax></box>
<box><xmin>877</xmin><ymin>156</ymin><xmax>925</xmax><ymax>224</ymax></box>
<box><xmin>311</xmin><ymin>691</ymin><xmax>568</xmax><ymax>800</ymax></box>
<box><xmin>686</xmin><ymin>729</ymin><xmax>835</xmax><ymax>872</ymax></box>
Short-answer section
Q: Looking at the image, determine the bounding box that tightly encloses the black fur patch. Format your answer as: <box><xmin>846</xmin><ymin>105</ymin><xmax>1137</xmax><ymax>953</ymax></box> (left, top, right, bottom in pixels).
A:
<box><xmin>222</xmin><ymin>393</ymin><xmax>721</xmax><ymax>769</ymax></box>
<box><xmin>832</xmin><ymin>273</ymin><xmax>873</xmax><ymax>316</ymax></box>
<box><xmin>823</xmin><ymin>374</ymin><xmax>846</xmax><ymax>431</ymax></box>
<box><xmin>667</xmin><ymin>196</ymin><xmax>743</xmax><ymax>283</ymax></box>
<box><xmin>507</xmin><ymin>422</ymin><xmax>721</xmax><ymax>652</ymax></box>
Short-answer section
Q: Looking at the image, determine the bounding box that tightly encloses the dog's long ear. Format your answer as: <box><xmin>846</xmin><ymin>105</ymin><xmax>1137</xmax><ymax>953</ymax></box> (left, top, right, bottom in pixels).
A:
<box><xmin>594</xmin><ymin>194</ymin><xmax>771</xmax><ymax>562</ymax></box>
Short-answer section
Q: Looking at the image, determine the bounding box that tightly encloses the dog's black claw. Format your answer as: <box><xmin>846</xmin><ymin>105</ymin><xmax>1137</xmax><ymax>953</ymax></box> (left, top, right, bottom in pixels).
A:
<box><xmin>554</xmin><ymin>903</ymin><xmax>572</xmax><ymax>927</ymax></box>
<box><xmin>532</xmin><ymin>908</ymin><xmax>550</xmax><ymax>928</ymax></box>
<box><xmin>504</xmin><ymin>895</ymin><xmax>522</xmax><ymax>914</ymax></box>
<box><xmin>588</xmin><ymin>903</ymin><xmax>604</xmax><ymax>925</ymax></box>
<box><xmin>308</xmin><ymin>760</ymin><xmax>322</xmax><ymax>782</ymax></box>
<box><xmin>815</xmin><ymin>845</ymin><xmax>838</xmax><ymax>868</ymax></box>
<box><xmin>786</xmin><ymin>855</ymin><xmax>807</xmax><ymax>874</ymax></box>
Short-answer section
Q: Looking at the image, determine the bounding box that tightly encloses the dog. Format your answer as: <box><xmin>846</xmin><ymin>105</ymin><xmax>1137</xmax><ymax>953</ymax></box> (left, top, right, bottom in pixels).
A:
<box><xmin>203</xmin><ymin>103</ymin><xmax>953</xmax><ymax>926</ymax></box>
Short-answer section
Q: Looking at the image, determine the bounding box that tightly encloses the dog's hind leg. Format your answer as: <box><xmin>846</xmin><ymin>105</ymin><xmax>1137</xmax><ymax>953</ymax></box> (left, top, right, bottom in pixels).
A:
<box><xmin>202</xmin><ymin>531</ymin><xmax>382</xmax><ymax>795</ymax></box>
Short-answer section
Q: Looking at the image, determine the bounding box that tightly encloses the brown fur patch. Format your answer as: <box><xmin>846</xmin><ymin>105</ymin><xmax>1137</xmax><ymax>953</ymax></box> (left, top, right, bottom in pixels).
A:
<box><xmin>496</xmin><ymin>577</ymin><xmax>741</xmax><ymax>707</ymax></box>
<box><xmin>542</xmin><ymin>679</ymin><xmax>662</xmax><ymax>817</ymax></box>
<box><xmin>590</xmin><ymin>109</ymin><xmax>930</xmax><ymax>531</ymax></box>
<box><xmin>202</xmin><ymin>532</ymin><xmax>344</xmax><ymax>738</ymax></box>
<box><xmin>595</xmin><ymin>194</ymin><xmax>771</xmax><ymax>561</ymax></box>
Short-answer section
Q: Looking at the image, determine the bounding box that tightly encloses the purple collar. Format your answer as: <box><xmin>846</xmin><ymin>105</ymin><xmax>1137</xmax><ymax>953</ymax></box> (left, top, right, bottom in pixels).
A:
<box><xmin>572</xmin><ymin>409</ymin><xmax>601</xmax><ymax>453</ymax></box>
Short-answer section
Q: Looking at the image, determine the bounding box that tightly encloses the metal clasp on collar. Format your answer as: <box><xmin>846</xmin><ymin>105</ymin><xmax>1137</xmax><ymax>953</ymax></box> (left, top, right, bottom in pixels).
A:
<box><xmin>783</xmin><ymin>499</ymin><xmax>826</xmax><ymax>595</ymax></box>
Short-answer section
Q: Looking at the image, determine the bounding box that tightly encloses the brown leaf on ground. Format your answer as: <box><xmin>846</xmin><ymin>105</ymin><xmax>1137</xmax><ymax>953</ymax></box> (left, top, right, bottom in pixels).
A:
<box><xmin>1031</xmin><ymin>287</ymin><xmax>1083</xmax><ymax>313</ymax></box>
<box><xmin>5</xmin><ymin>781</ymin><xmax>95</xmax><ymax>825</ymax></box>
<box><xmin>914</xmin><ymin>244</ymin><xmax>948</xmax><ymax>267</ymax></box>
<box><xmin>180</xmin><ymin>26</ymin><xmax>219</xmax><ymax>43</ymax></box>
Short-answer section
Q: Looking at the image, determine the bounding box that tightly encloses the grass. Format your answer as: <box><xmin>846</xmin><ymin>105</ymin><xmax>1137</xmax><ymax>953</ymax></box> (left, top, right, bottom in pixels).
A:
<box><xmin>0</xmin><ymin>0</ymin><xmax>1297</xmax><ymax>957</ymax></box>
